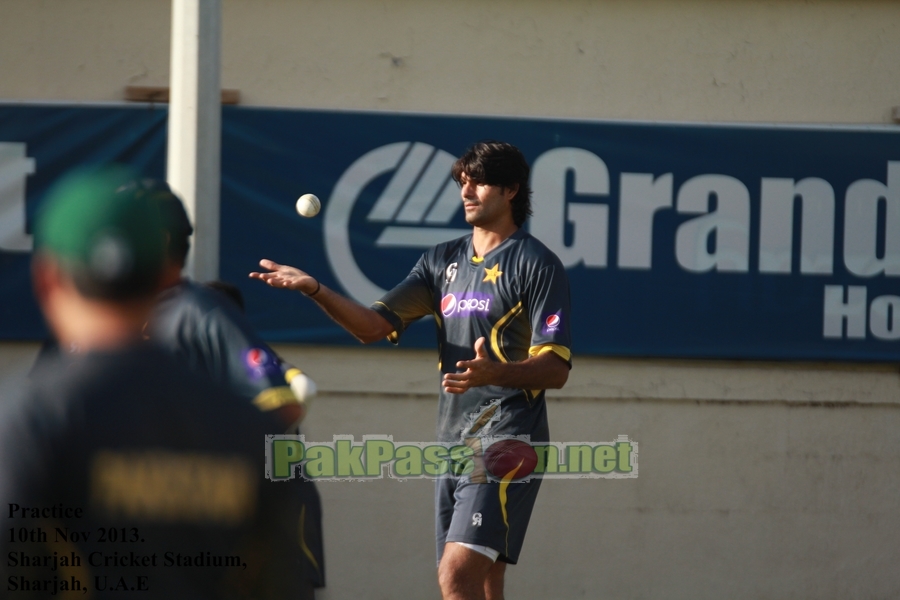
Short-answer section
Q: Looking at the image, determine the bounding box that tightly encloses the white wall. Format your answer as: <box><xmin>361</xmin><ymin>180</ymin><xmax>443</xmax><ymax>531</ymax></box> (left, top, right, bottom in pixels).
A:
<box><xmin>2</xmin><ymin>0</ymin><xmax>899</xmax><ymax>122</ymax></box>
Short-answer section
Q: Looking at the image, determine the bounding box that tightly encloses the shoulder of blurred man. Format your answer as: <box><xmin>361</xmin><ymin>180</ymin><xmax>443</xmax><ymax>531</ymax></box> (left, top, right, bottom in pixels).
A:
<box><xmin>10</xmin><ymin>341</ymin><xmax>284</xmax><ymax>447</ymax></box>
<box><xmin>148</xmin><ymin>278</ymin><xmax>299</xmax><ymax>411</ymax></box>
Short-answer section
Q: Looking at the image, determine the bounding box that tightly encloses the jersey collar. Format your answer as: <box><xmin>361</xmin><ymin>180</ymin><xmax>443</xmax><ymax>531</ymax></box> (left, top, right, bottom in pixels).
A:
<box><xmin>467</xmin><ymin>228</ymin><xmax>526</xmax><ymax>265</ymax></box>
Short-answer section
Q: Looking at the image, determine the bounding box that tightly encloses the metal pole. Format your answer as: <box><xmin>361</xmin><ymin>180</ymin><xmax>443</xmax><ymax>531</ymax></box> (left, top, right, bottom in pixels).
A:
<box><xmin>167</xmin><ymin>0</ymin><xmax>221</xmax><ymax>281</ymax></box>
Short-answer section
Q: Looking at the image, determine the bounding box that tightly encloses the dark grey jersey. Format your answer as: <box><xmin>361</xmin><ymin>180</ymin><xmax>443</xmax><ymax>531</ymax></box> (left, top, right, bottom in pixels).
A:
<box><xmin>149</xmin><ymin>280</ymin><xmax>296</xmax><ymax>411</ymax></box>
<box><xmin>372</xmin><ymin>229</ymin><xmax>572</xmax><ymax>443</ymax></box>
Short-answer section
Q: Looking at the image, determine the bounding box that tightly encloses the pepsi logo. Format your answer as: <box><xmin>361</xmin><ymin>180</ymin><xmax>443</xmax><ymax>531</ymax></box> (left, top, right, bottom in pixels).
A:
<box><xmin>441</xmin><ymin>294</ymin><xmax>458</xmax><ymax>316</ymax></box>
<box><xmin>546</xmin><ymin>314</ymin><xmax>561</xmax><ymax>328</ymax></box>
<box><xmin>246</xmin><ymin>348</ymin><xmax>266</xmax><ymax>366</ymax></box>
<box><xmin>440</xmin><ymin>293</ymin><xmax>493</xmax><ymax>318</ymax></box>
<box><xmin>243</xmin><ymin>347</ymin><xmax>280</xmax><ymax>381</ymax></box>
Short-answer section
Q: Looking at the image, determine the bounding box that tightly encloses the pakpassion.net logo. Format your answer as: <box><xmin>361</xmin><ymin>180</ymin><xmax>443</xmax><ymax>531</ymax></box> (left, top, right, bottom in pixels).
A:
<box><xmin>266</xmin><ymin>435</ymin><xmax>638</xmax><ymax>482</ymax></box>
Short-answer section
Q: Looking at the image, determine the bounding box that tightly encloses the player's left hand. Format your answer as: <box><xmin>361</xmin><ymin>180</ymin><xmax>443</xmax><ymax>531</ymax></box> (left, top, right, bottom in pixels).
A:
<box><xmin>442</xmin><ymin>337</ymin><xmax>499</xmax><ymax>394</ymax></box>
<box><xmin>249</xmin><ymin>259</ymin><xmax>318</xmax><ymax>295</ymax></box>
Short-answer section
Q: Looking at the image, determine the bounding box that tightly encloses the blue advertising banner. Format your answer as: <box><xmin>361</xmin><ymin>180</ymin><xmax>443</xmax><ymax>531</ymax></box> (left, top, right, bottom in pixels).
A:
<box><xmin>2</xmin><ymin>103</ymin><xmax>898</xmax><ymax>361</ymax></box>
<box><xmin>0</xmin><ymin>104</ymin><xmax>168</xmax><ymax>338</ymax></box>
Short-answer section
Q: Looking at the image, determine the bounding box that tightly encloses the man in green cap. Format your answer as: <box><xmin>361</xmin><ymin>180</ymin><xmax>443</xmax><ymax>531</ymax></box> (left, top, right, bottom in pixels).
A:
<box><xmin>29</xmin><ymin>169</ymin><xmax>168</xmax><ymax>347</ymax></box>
<box><xmin>0</xmin><ymin>168</ymin><xmax>311</xmax><ymax>599</ymax></box>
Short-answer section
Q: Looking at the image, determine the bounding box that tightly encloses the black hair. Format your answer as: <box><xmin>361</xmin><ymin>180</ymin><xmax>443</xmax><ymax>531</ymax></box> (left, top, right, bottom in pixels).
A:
<box><xmin>116</xmin><ymin>179</ymin><xmax>193</xmax><ymax>267</ymax></box>
<box><xmin>450</xmin><ymin>141</ymin><xmax>532</xmax><ymax>227</ymax></box>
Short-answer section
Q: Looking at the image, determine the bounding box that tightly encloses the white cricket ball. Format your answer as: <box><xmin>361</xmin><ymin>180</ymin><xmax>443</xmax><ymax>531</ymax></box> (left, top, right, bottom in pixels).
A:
<box><xmin>295</xmin><ymin>193</ymin><xmax>321</xmax><ymax>218</ymax></box>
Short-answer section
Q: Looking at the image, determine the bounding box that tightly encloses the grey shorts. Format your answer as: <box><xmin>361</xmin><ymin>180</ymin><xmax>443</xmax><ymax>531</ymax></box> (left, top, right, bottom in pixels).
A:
<box><xmin>435</xmin><ymin>473</ymin><xmax>543</xmax><ymax>566</ymax></box>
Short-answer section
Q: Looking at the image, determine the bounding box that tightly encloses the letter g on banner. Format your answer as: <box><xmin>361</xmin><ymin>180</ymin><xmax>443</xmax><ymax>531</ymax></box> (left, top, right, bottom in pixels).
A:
<box><xmin>530</xmin><ymin>147</ymin><xmax>609</xmax><ymax>268</ymax></box>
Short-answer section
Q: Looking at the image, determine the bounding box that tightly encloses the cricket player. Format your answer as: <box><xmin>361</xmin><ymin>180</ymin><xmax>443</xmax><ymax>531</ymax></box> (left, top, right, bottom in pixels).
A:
<box><xmin>252</xmin><ymin>141</ymin><xmax>572</xmax><ymax>600</ymax></box>
<box><xmin>132</xmin><ymin>179</ymin><xmax>326</xmax><ymax>589</ymax></box>
<box><xmin>0</xmin><ymin>169</ymin><xmax>311</xmax><ymax>598</ymax></box>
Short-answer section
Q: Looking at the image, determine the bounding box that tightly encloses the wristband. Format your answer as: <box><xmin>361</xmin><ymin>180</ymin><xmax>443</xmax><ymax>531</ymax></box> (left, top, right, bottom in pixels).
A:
<box><xmin>305</xmin><ymin>279</ymin><xmax>321</xmax><ymax>297</ymax></box>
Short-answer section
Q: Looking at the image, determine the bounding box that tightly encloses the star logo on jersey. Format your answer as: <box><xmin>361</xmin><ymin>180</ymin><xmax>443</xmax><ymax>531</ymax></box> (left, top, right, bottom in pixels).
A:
<box><xmin>482</xmin><ymin>264</ymin><xmax>503</xmax><ymax>284</ymax></box>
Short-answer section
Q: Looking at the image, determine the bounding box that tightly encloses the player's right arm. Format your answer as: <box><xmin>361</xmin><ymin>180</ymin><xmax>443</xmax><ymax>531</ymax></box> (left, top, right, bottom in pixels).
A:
<box><xmin>250</xmin><ymin>259</ymin><xmax>393</xmax><ymax>344</ymax></box>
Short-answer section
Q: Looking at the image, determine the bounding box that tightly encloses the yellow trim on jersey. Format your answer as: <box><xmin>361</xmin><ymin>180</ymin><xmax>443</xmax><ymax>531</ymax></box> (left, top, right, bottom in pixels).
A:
<box><xmin>498</xmin><ymin>460</ymin><xmax>524</xmax><ymax>556</ymax></box>
<box><xmin>372</xmin><ymin>301</ymin><xmax>404</xmax><ymax>344</ymax></box>
<box><xmin>372</xmin><ymin>300</ymin><xmax>396</xmax><ymax>315</ymax></box>
<box><xmin>524</xmin><ymin>345</ymin><xmax>572</xmax><ymax>397</ymax></box>
<box><xmin>471</xmin><ymin>255</ymin><xmax>484</xmax><ymax>263</ymax></box>
<box><xmin>490</xmin><ymin>301</ymin><xmax>524</xmax><ymax>363</ymax></box>
<box><xmin>252</xmin><ymin>387</ymin><xmax>300</xmax><ymax>411</ymax></box>
<box><xmin>528</xmin><ymin>344</ymin><xmax>572</xmax><ymax>363</ymax></box>
<box><xmin>435</xmin><ymin>313</ymin><xmax>444</xmax><ymax>371</ymax></box>
<box><xmin>299</xmin><ymin>504</ymin><xmax>321</xmax><ymax>575</ymax></box>
<box><xmin>284</xmin><ymin>367</ymin><xmax>302</xmax><ymax>384</ymax></box>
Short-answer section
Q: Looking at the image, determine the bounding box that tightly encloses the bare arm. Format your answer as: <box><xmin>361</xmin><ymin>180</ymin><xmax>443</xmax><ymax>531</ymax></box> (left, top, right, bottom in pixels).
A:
<box><xmin>249</xmin><ymin>259</ymin><xmax>393</xmax><ymax>344</ymax></box>
<box><xmin>442</xmin><ymin>337</ymin><xmax>570</xmax><ymax>394</ymax></box>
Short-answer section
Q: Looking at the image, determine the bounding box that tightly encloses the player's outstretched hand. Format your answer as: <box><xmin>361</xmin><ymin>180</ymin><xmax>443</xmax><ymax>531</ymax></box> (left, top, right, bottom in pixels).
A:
<box><xmin>249</xmin><ymin>259</ymin><xmax>317</xmax><ymax>294</ymax></box>
<box><xmin>443</xmin><ymin>337</ymin><xmax>498</xmax><ymax>394</ymax></box>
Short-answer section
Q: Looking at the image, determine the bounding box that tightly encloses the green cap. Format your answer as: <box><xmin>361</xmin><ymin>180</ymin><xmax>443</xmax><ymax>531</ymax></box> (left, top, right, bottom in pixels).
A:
<box><xmin>34</xmin><ymin>167</ymin><xmax>166</xmax><ymax>300</ymax></box>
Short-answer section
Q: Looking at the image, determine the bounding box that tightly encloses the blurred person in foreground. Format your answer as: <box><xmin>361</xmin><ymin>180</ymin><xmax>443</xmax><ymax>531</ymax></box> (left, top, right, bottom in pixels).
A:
<box><xmin>0</xmin><ymin>169</ymin><xmax>311</xmax><ymax>599</ymax></box>
<box><xmin>131</xmin><ymin>179</ymin><xmax>314</xmax><ymax>430</ymax></box>
<box><xmin>133</xmin><ymin>179</ymin><xmax>324</xmax><ymax>589</ymax></box>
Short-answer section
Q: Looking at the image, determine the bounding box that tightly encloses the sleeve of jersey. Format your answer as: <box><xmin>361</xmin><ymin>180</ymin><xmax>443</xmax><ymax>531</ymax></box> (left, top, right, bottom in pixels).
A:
<box><xmin>202</xmin><ymin>308</ymin><xmax>299</xmax><ymax>411</ymax></box>
<box><xmin>526</xmin><ymin>263</ymin><xmax>573</xmax><ymax>367</ymax></box>
<box><xmin>370</xmin><ymin>254</ymin><xmax>435</xmax><ymax>344</ymax></box>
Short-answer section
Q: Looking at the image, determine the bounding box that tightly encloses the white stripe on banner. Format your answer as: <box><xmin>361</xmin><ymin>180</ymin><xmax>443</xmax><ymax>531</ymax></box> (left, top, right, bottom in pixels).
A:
<box><xmin>375</xmin><ymin>226</ymin><xmax>470</xmax><ymax>248</ymax></box>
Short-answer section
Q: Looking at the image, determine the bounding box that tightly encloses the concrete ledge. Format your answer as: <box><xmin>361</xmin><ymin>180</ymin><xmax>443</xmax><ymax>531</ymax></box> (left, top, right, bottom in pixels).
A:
<box><xmin>273</xmin><ymin>343</ymin><xmax>900</xmax><ymax>406</ymax></box>
<box><xmin>2</xmin><ymin>342</ymin><xmax>898</xmax><ymax>407</ymax></box>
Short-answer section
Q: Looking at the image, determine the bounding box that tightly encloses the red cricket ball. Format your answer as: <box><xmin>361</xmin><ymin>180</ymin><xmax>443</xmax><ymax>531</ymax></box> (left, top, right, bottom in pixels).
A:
<box><xmin>483</xmin><ymin>439</ymin><xmax>538</xmax><ymax>480</ymax></box>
